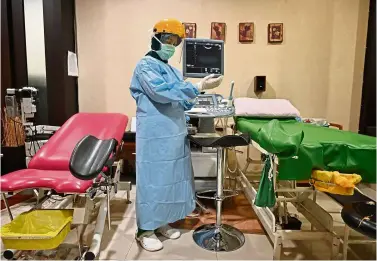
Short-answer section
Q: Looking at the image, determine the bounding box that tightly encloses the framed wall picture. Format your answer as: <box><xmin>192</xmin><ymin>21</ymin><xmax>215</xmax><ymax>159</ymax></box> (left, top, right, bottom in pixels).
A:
<box><xmin>183</xmin><ymin>23</ymin><xmax>196</xmax><ymax>38</ymax></box>
<box><xmin>268</xmin><ymin>23</ymin><xmax>283</xmax><ymax>43</ymax></box>
<box><xmin>211</xmin><ymin>22</ymin><xmax>226</xmax><ymax>41</ymax></box>
<box><xmin>239</xmin><ymin>22</ymin><xmax>254</xmax><ymax>43</ymax></box>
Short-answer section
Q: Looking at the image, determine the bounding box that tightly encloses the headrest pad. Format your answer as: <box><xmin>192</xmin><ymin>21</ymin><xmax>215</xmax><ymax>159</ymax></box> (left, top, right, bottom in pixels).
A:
<box><xmin>234</xmin><ymin>98</ymin><xmax>300</xmax><ymax>118</ymax></box>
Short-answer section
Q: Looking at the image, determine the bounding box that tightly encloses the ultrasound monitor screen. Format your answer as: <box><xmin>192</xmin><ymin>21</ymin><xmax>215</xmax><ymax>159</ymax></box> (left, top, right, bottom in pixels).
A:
<box><xmin>183</xmin><ymin>39</ymin><xmax>224</xmax><ymax>78</ymax></box>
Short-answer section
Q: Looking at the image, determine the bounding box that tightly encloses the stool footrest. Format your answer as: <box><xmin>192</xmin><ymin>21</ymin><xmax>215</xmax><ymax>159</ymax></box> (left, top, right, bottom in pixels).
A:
<box><xmin>197</xmin><ymin>195</ymin><xmax>215</xmax><ymax>200</ymax></box>
<box><xmin>196</xmin><ymin>190</ymin><xmax>239</xmax><ymax>200</ymax></box>
<box><xmin>223</xmin><ymin>191</ymin><xmax>239</xmax><ymax>199</ymax></box>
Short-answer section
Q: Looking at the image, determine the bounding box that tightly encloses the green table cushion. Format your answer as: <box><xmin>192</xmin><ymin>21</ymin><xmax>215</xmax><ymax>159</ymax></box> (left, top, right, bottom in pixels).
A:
<box><xmin>236</xmin><ymin>117</ymin><xmax>377</xmax><ymax>183</ymax></box>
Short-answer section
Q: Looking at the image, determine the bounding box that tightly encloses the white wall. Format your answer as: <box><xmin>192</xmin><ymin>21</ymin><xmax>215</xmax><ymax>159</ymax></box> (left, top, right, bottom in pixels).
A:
<box><xmin>75</xmin><ymin>0</ymin><xmax>369</xmax><ymax>131</ymax></box>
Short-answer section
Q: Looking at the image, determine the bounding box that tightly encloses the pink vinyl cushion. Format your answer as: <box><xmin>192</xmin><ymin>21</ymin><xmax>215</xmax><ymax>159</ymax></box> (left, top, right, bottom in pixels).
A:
<box><xmin>28</xmin><ymin>113</ymin><xmax>128</xmax><ymax>170</ymax></box>
<box><xmin>0</xmin><ymin>169</ymin><xmax>93</xmax><ymax>193</ymax></box>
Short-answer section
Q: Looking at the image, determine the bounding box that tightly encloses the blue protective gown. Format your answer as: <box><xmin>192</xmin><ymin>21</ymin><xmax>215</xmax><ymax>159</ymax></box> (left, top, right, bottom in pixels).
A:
<box><xmin>130</xmin><ymin>55</ymin><xmax>199</xmax><ymax>230</ymax></box>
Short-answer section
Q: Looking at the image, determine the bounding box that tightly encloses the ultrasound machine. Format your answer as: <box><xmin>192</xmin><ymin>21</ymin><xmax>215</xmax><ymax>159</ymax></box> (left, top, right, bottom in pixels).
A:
<box><xmin>182</xmin><ymin>38</ymin><xmax>235</xmax><ymax>191</ymax></box>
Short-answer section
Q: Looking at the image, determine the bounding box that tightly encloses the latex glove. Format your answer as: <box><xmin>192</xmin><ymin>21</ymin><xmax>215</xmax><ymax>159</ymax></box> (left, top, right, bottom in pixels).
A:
<box><xmin>196</xmin><ymin>74</ymin><xmax>224</xmax><ymax>91</ymax></box>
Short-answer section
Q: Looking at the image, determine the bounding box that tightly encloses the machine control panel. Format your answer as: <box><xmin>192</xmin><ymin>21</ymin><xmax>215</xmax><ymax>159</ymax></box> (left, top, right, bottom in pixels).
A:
<box><xmin>186</xmin><ymin>94</ymin><xmax>234</xmax><ymax>118</ymax></box>
<box><xmin>206</xmin><ymin>105</ymin><xmax>234</xmax><ymax>115</ymax></box>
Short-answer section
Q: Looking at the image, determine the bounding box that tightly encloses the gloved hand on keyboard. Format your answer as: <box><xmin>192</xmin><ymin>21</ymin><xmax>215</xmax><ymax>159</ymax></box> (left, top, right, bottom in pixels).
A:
<box><xmin>196</xmin><ymin>74</ymin><xmax>224</xmax><ymax>91</ymax></box>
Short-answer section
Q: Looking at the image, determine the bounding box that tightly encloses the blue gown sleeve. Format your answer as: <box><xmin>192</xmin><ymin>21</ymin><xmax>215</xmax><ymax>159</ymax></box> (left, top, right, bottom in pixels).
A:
<box><xmin>136</xmin><ymin>59</ymin><xmax>199</xmax><ymax>104</ymax></box>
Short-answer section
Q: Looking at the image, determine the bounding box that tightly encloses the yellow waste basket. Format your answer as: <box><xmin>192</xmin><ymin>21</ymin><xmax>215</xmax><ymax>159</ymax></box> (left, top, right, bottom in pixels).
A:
<box><xmin>1</xmin><ymin>209</ymin><xmax>73</xmax><ymax>250</ymax></box>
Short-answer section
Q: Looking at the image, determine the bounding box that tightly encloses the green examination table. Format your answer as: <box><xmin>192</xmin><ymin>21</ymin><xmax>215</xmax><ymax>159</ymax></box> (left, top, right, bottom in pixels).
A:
<box><xmin>236</xmin><ymin>117</ymin><xmax>377</xmax><ymax>183</ymax></box>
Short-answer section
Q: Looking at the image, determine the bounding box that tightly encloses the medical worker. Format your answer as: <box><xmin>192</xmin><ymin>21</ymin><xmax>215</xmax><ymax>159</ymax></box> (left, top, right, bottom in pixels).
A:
<box><xmin>130</xmin><ymin>18</ymin><xmax>223</xmax><ymax>251</ymax></box>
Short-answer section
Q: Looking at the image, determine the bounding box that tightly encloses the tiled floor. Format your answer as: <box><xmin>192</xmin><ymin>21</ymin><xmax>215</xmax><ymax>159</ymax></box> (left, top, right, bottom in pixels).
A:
<box><xmin>1</xmin><ymin>190</ymin><xmax>376</xmax><ymax>260</ymax></box>
<box><xmin>171</xmin><ymin>194</ymin><xmax>265</xmax><ymax>234</ymax></box>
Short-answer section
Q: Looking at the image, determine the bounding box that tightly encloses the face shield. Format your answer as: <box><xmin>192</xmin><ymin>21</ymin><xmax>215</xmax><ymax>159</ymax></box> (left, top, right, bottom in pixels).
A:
<box><xmin>148</xmin><ymin>29</ymin><xmax>185</xmax><ymax>61</ymax></box>
<box><xmin>156</xmin><ymin>34</ymin><xmax>185</xmax><ymax>63</ymax></box>
<box><xmin>158</xmin><ymin>33</ymin><xmax>183</xmax><ymax>47</ymax></box>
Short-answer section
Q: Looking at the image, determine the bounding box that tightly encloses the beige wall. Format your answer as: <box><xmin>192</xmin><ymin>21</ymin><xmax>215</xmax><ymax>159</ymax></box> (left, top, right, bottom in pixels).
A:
<box><xmin>76</xmin><ymin>0</ymin><xmax>369</xmax><ymax>131</ymax></box>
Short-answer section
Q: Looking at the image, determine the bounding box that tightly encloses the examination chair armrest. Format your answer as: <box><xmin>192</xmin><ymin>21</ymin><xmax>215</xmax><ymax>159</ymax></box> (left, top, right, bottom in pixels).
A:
<box><xmin>69</xmin><ymin>135</ymin><xmax>118</xmax><ymax>180</ymax></box>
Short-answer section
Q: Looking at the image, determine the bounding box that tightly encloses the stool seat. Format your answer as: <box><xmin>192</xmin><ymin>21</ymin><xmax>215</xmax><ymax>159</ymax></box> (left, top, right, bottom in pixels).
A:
<box><xmin>188</xmin><ymin>133</ymin><xmax>250</xmax><ymax>148</ymax></box>
<box><xmin>341</xmin><ymin>201</ymin><xmax>376</xmax><ymax>239</ymax></box>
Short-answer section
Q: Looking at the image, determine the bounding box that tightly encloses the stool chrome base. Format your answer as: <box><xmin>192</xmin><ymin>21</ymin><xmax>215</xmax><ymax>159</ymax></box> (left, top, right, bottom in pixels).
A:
<box><xmin>193</xmin><ymin>223</ymin><xmax>245</xmax><ymax>252</ymax></box>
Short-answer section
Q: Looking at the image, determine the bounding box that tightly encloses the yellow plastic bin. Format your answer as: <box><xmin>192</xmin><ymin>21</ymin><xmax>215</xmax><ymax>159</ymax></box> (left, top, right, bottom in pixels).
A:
<box><xmin>1</xmin><ymin>209</ymin><xmax>73</xmax><ymax>250</ymax></box>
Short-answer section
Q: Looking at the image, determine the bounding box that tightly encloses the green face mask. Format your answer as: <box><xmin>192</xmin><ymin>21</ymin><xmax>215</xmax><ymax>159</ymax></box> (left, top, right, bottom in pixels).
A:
<box><xmin>153</xmin><ymin>36</ymin><xmax>176</xmax><ymax>60</ymax></box>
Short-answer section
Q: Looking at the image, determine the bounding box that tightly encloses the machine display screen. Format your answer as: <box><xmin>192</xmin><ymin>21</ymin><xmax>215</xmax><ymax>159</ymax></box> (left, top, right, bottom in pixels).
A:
<box><xmin>183</xmin><ymin>39</ymin><xmax>224</xmax><ymax>78</ymax></box>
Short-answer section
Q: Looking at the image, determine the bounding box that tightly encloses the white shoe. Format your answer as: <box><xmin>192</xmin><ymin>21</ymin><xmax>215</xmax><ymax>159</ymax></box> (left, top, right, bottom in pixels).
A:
<box><xmin>156</xmin><ymin>225</ymin><xmax>181</xmax><ymax>240</ymax></box>
<box><xmin>136</xmin><ymin>231</ymin><xmax>163</xmax><ymax>252</ymax></box>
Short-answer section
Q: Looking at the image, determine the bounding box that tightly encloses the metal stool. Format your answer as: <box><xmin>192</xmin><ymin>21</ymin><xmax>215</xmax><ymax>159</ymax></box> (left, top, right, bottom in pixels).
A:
<box><xmin>189</xmin><ymin>133</ymin><xmax>250</xmax><ymax>252</ymax></box>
